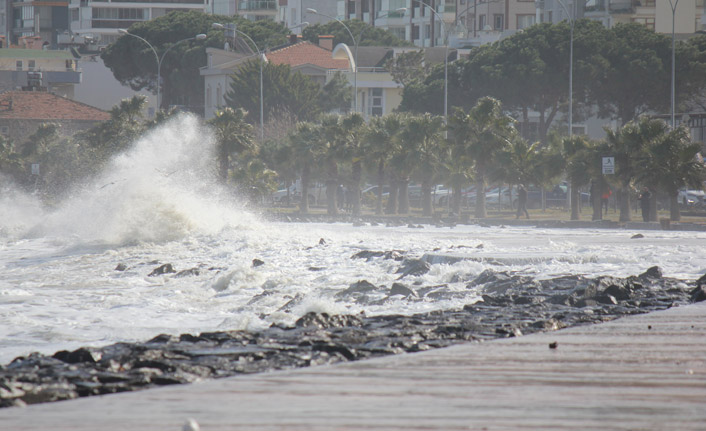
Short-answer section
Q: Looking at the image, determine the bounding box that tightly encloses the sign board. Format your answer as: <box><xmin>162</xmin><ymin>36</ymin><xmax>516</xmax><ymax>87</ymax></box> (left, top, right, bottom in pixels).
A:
<box><xmin>31</xmin><ymin>163</ymin><xmax>40</xmax><ymax>176</ymax></box>
<box><xmin>602</xmin><ymin>157</ymin><xmax>614</xmax><ymax>175</ymax></box>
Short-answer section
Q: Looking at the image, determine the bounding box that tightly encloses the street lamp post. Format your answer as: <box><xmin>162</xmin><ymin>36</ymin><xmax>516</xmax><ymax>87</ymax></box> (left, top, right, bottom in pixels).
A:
<box><xmin>118</xmin><ymin>29</ymin><xmax>205</xmax><ymax>112</ymax></box>
<box><xmin>306</xmin><ymin>8</ymin><xmax>358</xmax><ymax>112</ymax></box>
<box><xmin>417</xmin><ymin>1</ymin><xmax>450</xmax><ymax>125</ymax></box>
<box><xmin>555</xmin><ymin>0</ymin><xmax>575</xmax><ymax>138</ymax></box>
<box><xmin>669</xmin><ymin>0</ymin><xmax>679</xmax><ymax>129</ymax></box>
<box><xmin>212</xmin><ymin>23</ymin><xmax>264</xmax><ymax>142</ymax></box>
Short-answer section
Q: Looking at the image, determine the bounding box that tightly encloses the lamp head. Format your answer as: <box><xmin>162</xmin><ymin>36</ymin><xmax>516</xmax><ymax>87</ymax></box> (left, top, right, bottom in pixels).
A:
<box><xmin>118</xmin><ymin>29</ymin><xmax>128</xmax><ymax>35</ymax></box>
<box><xmin>306</xmin><ymin>8</ymin><xmax>318</xmax><ymax>14</ymax></box>
<box><xmin>195</xmin><ymin>34</ymin><xmax>207</xmax><ymax>40</ymax></box>
<box><xmin>211</xmin><ymin>23</ymin><xmax>225</xmax><ymax>30</ymax></box>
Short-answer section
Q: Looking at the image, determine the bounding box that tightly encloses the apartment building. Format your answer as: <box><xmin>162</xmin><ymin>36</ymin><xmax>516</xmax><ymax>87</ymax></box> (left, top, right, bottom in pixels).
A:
<box><xmin>67</xmin><ymin>0</ymin><xmax>207</xmax><ymax>49</ymax></box>
<box><xmin>2</xmin><ymin>0</ymin><xmax>69</xmax><ymax>47</ymax></box>
<box><xmin>278</xmin><ymin>0</ymin><xmax>337</xmax><ymax>33</ymax></box>
<box><xmin>539</xmin><ymin>0</ymin><xmax>705</xmax><ymax>34</ymax></box>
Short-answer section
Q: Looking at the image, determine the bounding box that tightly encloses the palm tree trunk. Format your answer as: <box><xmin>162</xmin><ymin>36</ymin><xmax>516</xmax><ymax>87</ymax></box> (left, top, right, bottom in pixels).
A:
<box><xmin>475</xmin><ymin>165</ymin><xmax>487</xmax><ymax>219</ymax></box>
<box><xmin>351</xmin><ymin>160</ymin><xmax>362</xmax><ymax>216</ymax></box>
<box><xmin>592</xmin><ymin>183</ymin><xmax>603</xmax><ymax>221</ymax></box>
<box><xmin>452</xmin><ymin>183</ymin><xmax>461</xmax><ymax>215</ymax></box>
<box><xmin>398</xmin><ymin>179</ymin><xmax>410</xmax><ymax>214</ymax></box>
<box><xmin>670</xmin><ymin>192</ymin><xmax>681</xmax><ymax>221</ymax></box>
<box><xmin>618</xmin><ymin>187</ymin><xmax>631</xmax><ymax>222</ymax></box>
<box><xmin>386</xmin><ymin>176</ymin><xmax>398</xmax><ymax>214</ymax></box>
<box><xmin>570</xmin><ymin>181</ymin><xmax>580</xmax><ymax>220</ymax></box>
<box><xmin>375</xmin><ymin>161</ymin><xmax>385</xmax><ymax>215</ymax></box>
<box><xmin>649</xmin><ymin>192</ymin><xmax>658</xmax><ymax>222</ymax></box>
<box><xmin>421</xmin><ymin>179</ymin><xmax>432</xmax><ymax>217</ymax></box>
<box><xmin>299</xmin><ymin>163</ymin><xmax>310</xmax><ymax>214</ymax></box>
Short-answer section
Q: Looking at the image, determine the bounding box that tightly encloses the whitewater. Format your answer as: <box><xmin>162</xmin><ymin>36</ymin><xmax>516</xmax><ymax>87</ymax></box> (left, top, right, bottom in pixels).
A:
<box><xmin>1</xmin><ymin>114</ymin><xmax>706</xmax><ymax>364</ymax></box>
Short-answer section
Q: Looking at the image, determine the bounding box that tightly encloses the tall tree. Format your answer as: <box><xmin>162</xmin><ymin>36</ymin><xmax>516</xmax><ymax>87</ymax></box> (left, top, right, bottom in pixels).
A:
<box><xmin>448</xmin><ymin>97</ymin><xmax>516</xmax><ymax>218</ymax></box>
<box><xmin>287</xmin><ymin>121</ymin><xmax>323</xmax><ymax>214</ymax></box>
<box><xmin>207</xmin><ymin>107</ymin><xmax>255</xmax><ymax>182</ymax></box>
<box><xmin>301</xmin><ymin>20</ymin><xmax>411</xmax><ymax>48</ymax></box>
<box><xmin>225</xmin><ymin>61</ymin><xmax>324</xmax><ymax>124</ymax></box>
<box><xmin>399</xmin><ymin>113</ymin><xmax>446</xmax><ymax>217</ymax></box>
<box><xmin>363</xmin><ymin>113</ymin><xmax>404</xmax><ymax>215</ymax></box>
<box><xmin>102</xmin><ymin>11</ymin><xmax>289</xmax><ymax>110</ymax></box>
<box><xmin>593</xmin><ymin>23</ymin><xmax>682</xmax><ymax>126</ymax></box>
<box><xmin>604</xmin><ymin>116</ymin><xmax>666</xmax><ymax>222</ymax></box>
<box><xmin>635</xmin><ymin>123</ymin><xmax>706</xmax><ymax>222</ymax></box>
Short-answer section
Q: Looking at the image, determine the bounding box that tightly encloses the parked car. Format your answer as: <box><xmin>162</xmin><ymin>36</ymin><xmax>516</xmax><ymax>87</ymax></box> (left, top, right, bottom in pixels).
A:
<box><xmin>678</xmin><ymin>189</ymin><xmax>705</xmax><ymax>207</ymax></box>
<box><xmin>271</xmin><ymin>182</ymin><xmax>326</xmax><ymax>206</ymax></box>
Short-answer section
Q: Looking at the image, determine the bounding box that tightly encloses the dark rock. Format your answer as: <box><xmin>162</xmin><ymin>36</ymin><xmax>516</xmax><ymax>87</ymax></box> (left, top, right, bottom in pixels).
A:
<box><xmin>697</xmin><ymin>273</ymin><xmax>706</xmax><ymax>286</ymax></box>
<box><xmin>308</xmin><ymin>266</ymin><xmax>325</xmax><ymax>271</ymax></box>
<box><xmin>631</xmin><ymin>233</ymin><xmax>644</xmax><ymax>239</ymax></box>
<box><xmin>252</xmin><ymin>259</ymin><xmax>265</xmax><ymax>267</ymax></box>
<box><xmin>351</xmin><ymin>250</ymin><xmax>404</xmax><ymax>261</ymax></box>
<box><xmin>148</xmin><ymin>264</ymin><xmax>175</xmax><ymax>277</ymax></box>
<box><xmin>295</xmin><ymin>312</ymin><xmax>363</xmax><ymax>329</ymax></box>
<box><xmin>115</xmin><ymin>263</ymin><xmax>127</xmax><ymax>271</ymax></box>
<box><xmin>318</xmin><ymin>238</ymin><xmax>326</xmax><ymax>245</ymax></box>
<box><xmin>0</xmin><ymin>270</ymin><xmax>695</xmax><ymax>409</ymax></box>
<box><xmin>389</xmin><ymin>283</ymin><xmax>419</xmax><ymax>298</ymax></box>
<box><xmin>175</xmin><ymin>268</ymin><xmax>200</xmax><ymax>277</ymax></box>
<box><xmin>53</xmin><ymin>348</ymin><xmax>101</xmax><ymax>364</ymax></box>
<box><xmin>396</xmin><ymin>259</ymin><xmax>430</xmax><ymax>278</ymax></box>
<box><xmin>639</xmin><ymin>266</ymin><xmax>662</xmax><ymax>280</ymax></box>
<box><xmin>336</xmin><ymin>280</ymin><xmax>378</xmax><ymax>297</ymax></box>
<box><xmin>690</xmin><ymin>286</ymin><xmax>706</xmax><ymax>303</ymax></box>
<box><xmin>548</xmin><ymin>342</ymin><xmax>558</xmax><ymax>349</ymax></box>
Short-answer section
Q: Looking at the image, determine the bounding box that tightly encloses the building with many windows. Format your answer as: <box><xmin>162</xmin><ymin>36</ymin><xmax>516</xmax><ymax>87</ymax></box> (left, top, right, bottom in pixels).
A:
<box><xmin>67</xmin><ymin>0</ymin><xmax>207</xmax><ymax>49</ymax></box>
<box><xmin>538</xmin><ymin>0</ymin><xmax>705</xmax><ymax>34</ymax></box>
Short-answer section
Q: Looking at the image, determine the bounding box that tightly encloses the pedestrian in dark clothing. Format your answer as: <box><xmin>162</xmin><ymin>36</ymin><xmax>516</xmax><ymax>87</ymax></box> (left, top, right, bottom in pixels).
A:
<box><xmin>516</xmin><ymin>184</ymin><xmax>529</xmax><ymax>219</ymax></box>
<box><xmin>638</xmin><ymin>187</ymin><xmax>651</xmax><ymax>222</ymax></box>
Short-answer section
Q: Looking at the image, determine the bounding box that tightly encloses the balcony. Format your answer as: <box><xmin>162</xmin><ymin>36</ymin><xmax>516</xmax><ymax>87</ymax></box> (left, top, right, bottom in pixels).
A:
<box><xmin>238</xmin><ymin>0</ymin><xmax>275</xmax><ymax>11</ymax></box>
<box><xmin>609</xmin><ymin>0</ymin><xmax>634</xmax><ymax>13</ymax></box>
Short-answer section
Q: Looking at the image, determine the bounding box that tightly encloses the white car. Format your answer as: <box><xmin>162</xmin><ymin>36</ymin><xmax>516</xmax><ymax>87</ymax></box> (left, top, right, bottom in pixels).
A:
<box><xmin>678</xmin><ymin>189</ymin><xmax>705</xmax><ymax>207</ymax></box>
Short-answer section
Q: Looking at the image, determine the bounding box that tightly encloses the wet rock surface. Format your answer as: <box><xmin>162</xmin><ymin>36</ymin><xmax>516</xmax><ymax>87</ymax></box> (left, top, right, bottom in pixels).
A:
<box><xmin>0</xmin><ymin>266</ymin><xmax>700</xmax><ymax>408</ymax></box>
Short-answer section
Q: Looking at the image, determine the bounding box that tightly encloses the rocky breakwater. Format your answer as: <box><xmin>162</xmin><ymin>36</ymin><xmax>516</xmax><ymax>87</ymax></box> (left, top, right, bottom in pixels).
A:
<box><xmin>2</xmin><ymin>260</ymin><xmax>705</xmax><ymax>408</ymax></box>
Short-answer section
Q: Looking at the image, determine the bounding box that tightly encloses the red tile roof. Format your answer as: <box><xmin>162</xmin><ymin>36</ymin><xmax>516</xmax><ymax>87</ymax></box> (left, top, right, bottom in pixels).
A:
<box><xmin>266</xmin><ymin>41</ymin><xmax>350</xmax><ymax>70</ymax></box>
<box><xmin>0</xmin><ymin>91</ymin><xmax>110</xmax><ymax>122</ymax></box>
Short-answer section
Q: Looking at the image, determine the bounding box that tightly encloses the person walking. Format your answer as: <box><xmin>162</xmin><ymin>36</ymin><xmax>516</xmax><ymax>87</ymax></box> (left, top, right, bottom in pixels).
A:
<box><xmin>638</xmin><ymin>187</ymin><xmax>651</xmax><ymax>222</ymax></box>
<box><xmin>516</xmin><ymin>184</ymin><xmax>529</xmax><ymax>219</ymax></box>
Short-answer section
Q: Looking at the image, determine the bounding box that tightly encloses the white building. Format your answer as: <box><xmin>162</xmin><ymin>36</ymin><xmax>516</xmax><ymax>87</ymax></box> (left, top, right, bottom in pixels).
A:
<box><xmin>68</xmin><ymin>0</ymin><xmax>207</xmax><ymax>49</ymax></box>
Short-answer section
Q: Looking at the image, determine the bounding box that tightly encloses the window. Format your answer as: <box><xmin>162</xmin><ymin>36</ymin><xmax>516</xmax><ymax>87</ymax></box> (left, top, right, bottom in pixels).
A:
<box><xmin>631</xmin><ymin>17</ymin><xmax>655</xmax><ymax>31</ymax></box>
<box><xmin>290</xmin><ymin>8</ymin><xmax>295</xmax><ymax>26</ymax></box>
<box><xmin>16</xmin><ymin>60</ymin><xmax>22</xmax><ymax>71</ymax></box>
<box><xmin>206</xmin><ymin>85</ymin><xmax>212</xmax><ymax>107</ymax></box>
<box><xmin>572</xmin><ymin>125</ymin><xmax>587</xmax><ymax>136</ymax></box>
<box><xmin>411</xmin><ymin>24</ymin><xmax>419</xmax><ymax>40</ymax></box>
<box><xmin>478</xmin><ymin>14</ymin><xmax>486</xmax><ymax>31</ymax></box>
<box><xmin>66</xmin><ymin>59</ymin><xmax>73</xmax><ymax>70</ymax></box>
<box><xmin>71</xmin><ymin>9</ymin><xmax>79</xmax><ymax>22</ymax></box>
<box><xmin>517</xmin><ymin>14</ymin><xmax>535</xmax><ymax>29</ymax></box>
<box><xmin>494</xmin><ymin>14</ymin><xmax>504</xmax><ymax>30</ymax></box>
<box><xmin>369</xmin><ymin>88</ymin><xmax>383</xmax><ymax>117</ymax></box>
<box><xmin>28</xmin><ymin>60</ymin><xmax>35</xmax><ymax>71</ymax></box>
<box><xmin>216</xmin><ymin>84</ymin><xmax>222</xmax><ymax>107</ymax></box>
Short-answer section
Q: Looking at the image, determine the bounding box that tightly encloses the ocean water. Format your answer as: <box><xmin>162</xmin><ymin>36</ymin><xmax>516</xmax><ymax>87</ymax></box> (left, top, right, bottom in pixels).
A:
<box><xmin>1</xmin><ymin>114</ymin><xmax>706</xmax><ymax>364</ymax></box>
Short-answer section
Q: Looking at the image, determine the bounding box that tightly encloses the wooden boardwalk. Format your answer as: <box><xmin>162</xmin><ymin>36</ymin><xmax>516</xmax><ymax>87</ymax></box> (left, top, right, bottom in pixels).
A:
<box><xmin>2</xmin><ymin>302</ymin><xmax>705</xmax><ymax>431</ymax></box>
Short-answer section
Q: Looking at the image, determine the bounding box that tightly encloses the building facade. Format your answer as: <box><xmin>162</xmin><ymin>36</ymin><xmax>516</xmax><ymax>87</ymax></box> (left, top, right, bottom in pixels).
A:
<box><xmin>278</xmin><ymin>0</ymin><xmax>337</xmax><ymax>33</ymax></box>
<box><xmin>68</xmin><ymin>0</ymin><xmax>207</xmax><ymax>50</ymax></box>
<box><xmin>0</xmin><ymin>48</ymin><xmax>81</xmax><ymax>98</ymax></box>
<box><xmin>539</xmin><ymin>0</ymin><xmax>705</xmax><ymax>34</ymax></box>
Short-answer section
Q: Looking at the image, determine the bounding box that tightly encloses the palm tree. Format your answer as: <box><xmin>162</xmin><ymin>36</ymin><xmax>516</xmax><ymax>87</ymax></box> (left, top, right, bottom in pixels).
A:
<box><xmin>207</xmin><ymin>107</ymin><xmax>255</xmax><ymax>182</ymax></box>
<box><xmin>339</xmin><ymin>113</ymin><xmax>366</xmax><ymax>216</ymax></box>
<box><xmin>604</xmin><ymin>116</ymin><xmax>665</xmax><ymax>222</ymax></box>
<box><xmin>562</xmin><ymin>135</ymin><xmax>597</xmax><ymax>220</ymax></box>
<box><xmin>363</xmin><ymin>114</ymin><xmax>403</xmax><ymax>215</ymax></box>
<box><xmin>287</xmin><ymin>121</ymin><xmax>322</xmax><ymax>214</ymax></box>
<box><xmin>636</xmin><ymin>124</ymin><xmax>706</xmax><ymax>222</ymax></box>
<box><xmin>318</xmin><ymin>114</ymin><xmax>346</xmax><ymax>215</ymax></box>
<box><xmin>448</xmin><ymin>97</ymin><xmax>515</xmax><ymax>218</ymax></box>
<box><xmin>400</xmin><ymin>113</ymin><xmax>446</xmax><ymax>217</ymax></box>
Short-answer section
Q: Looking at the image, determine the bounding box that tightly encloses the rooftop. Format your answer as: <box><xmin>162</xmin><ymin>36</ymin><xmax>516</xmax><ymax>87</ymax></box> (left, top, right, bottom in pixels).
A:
<box><xmin>0</xmin><ymin>91</ymin><xmax>110</xmax><ymax>122</ymax></box>
<box><xmin>266</xmin><ymin>41</ymin><xmax>350</xmax><ymax>70</ymax></box>
<box><xmin>0</xmin><ymin>49</ymin><xmax>74</xmax><ymax>60</ymax></box>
